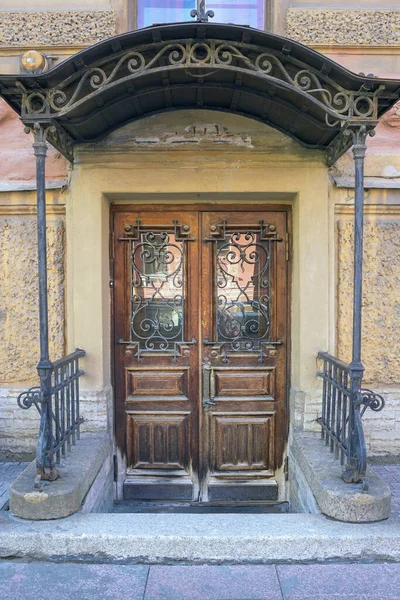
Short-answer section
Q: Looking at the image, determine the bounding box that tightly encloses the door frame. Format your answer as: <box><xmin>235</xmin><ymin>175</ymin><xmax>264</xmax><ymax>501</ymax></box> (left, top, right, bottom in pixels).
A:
<box><xmin>110</xmin><ymin>202</ymin><xmax>292</xmax><ymax>492</ymax></box>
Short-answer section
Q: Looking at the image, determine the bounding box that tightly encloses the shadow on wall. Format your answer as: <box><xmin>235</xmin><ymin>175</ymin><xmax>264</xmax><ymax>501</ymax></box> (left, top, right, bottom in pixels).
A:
<box><xmin>0</xmin><ymin>99</ymin><xmax>67</xmax><ymax>184</ymax></box>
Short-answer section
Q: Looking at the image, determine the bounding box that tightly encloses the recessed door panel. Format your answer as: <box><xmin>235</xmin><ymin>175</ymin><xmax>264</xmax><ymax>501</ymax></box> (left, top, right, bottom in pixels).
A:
<box><xmin>213</xmin><ymin>368</ymin><xmax>275</xmax><ymax>400</ymax></box>
<box><xmin>127</xmin><ymin>413</ymin><xmax>190</xmax><ymax>471</ymax></box>
<box><xmin>212</xmin><ymin>413</ymin><xmax>275</xmax><ymax>474</ymax></box>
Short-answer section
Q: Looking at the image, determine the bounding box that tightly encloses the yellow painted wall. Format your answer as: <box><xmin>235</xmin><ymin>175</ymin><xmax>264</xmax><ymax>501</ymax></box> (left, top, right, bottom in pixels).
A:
<box><xmin>65</xmin><ymin>111</ymin><xmax>330</xmax><ymax>413</ymax></box>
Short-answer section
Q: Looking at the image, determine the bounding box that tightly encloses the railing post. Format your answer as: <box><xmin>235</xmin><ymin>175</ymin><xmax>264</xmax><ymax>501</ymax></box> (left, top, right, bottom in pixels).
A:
<box><xmin>29</xmin><ymin>122</ymin><xmax>59</xmax><ymax>488</ymax></box>
<box><xmin>342</xmin><ymin>124</ymin><xmax>373</xmax><ymax>484</ymax></box>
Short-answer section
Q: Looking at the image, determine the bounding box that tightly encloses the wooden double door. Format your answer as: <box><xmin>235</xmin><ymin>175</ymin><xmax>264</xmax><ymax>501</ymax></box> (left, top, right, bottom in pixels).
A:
<box><xmin>113</xmin><ymin>206</ymin><xmax>289</xmax><ymax>502</ymax></box>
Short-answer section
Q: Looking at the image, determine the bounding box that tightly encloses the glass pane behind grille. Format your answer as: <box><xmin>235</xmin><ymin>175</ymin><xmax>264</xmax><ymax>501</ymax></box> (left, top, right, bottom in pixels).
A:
<box><xmin>130</xmin><ymin>231</ymin><xmax>184</xmax><ymax>350</ymax></box>
<box><xmin>216</xmin><ymin>231</ymin><xmax>270</xmax><ymax>352</ymax></box>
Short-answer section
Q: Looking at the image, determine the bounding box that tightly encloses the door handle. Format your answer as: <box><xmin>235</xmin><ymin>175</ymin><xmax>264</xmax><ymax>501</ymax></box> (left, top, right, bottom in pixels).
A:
<box><xmin>202</xmin><ymin>362</ymin><xmax>216</xmax><ymax>412</ymax></box>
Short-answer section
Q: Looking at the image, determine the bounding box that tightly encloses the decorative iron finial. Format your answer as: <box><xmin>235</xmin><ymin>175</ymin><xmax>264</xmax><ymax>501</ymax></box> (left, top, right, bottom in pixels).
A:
<box><xmin>191</xmin><ymin>0</ymin><xmax>214</xmax><ymax>22</ymax></box>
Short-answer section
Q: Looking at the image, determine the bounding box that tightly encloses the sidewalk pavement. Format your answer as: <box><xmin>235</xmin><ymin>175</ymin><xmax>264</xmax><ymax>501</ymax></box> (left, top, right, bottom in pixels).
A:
<box><xmin>371</xmin><ymin>464</ymin><xmax>400</xmax><ymax>519</ymax></box>
<box><xmin>0</xmin><ymin>561</ymin><xmax>400</xmax><ymax>599</ymax></box>
<box><xmin>0</xmin><ymin>462</ymin><xmax>28</xmax><ymax>510</ymax></box>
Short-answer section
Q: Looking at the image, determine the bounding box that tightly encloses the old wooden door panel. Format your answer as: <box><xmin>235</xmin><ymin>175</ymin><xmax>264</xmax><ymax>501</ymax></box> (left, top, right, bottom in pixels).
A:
<box><xmin>113</xmin><ymin>210</ymin><xmax>200</xmax><ymax>500</ymax></box>
<box><xmin>200</xmin><ymin>211</ymin><xmax>287</xmax><ymax>502</ymax></box>
<box><xmin>113</xmin><ymin>206</ymin><xmax>288</xmax><ymax>503</ymax></box>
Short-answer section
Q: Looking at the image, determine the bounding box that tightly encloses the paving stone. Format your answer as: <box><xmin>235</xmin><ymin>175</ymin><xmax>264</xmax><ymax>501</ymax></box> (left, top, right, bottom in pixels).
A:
<box><xmin>371</xmin><ymin>464</ymin><xmax>400</xmax><ymax>518</ymax></box>
<box><xmin>277</xmin><ymin>563</ymin><xmax>400</xmax><ymax>599</ymax></box>
<box><xmin>0</xmin><ymin>563</ymin><xmax>149</xmax><ymax>600</ymax></box>
<box><xmin>0</xmin><ymin>461</ymin><xmax>29</xmax><ymax>510</ymax></box>
<box><xmin>145</xmin><ymin>565</ymin><xmax>283</xmax><ymax>600</ymax></box>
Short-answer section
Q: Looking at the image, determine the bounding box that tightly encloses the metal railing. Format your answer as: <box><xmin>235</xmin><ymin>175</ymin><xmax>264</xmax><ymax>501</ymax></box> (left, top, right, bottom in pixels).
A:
<box><xmin>18</xmin><ymin>348</ymin><xmax>85</xmax><ymax>487</ymax></box>
<box><xmin>317</xmin><ymin>351</ymin><xmax>385</xmax><ymax>488</ymax></box>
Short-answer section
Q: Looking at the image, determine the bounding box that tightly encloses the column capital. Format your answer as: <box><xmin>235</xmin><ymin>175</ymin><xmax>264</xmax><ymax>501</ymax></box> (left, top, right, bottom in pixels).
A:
<box><xmin>345</xmin><ymin>123</ymin><xmax>376</xmax><ymax>158</ymax></box>
<box><xmin>25</xmin><ymin>122</ymin><xmax>56</xmax><ymax>158</ymax></box>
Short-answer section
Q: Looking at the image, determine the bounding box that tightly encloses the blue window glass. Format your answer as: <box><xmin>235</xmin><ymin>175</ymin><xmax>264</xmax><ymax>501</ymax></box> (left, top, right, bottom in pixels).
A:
<box><xmin>208</xmin><ymin>1</ymin><xmax>265</xmax><ymax>29</ymax></box>
<box><xmin>138</xmin><ymin>1</ymin><xmax>194</xmax><ymax>28</ymax></box>
<box><xmin>138</xmin><ymin>1</ymin><xmax>264</xmax><ymax>30</ymax></box>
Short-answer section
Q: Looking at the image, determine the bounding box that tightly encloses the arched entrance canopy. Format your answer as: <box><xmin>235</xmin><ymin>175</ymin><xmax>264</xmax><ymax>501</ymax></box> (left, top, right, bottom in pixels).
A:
<box><xmin>0</xmin><ymin>22</ymin><xmax>400</xmax><ymax>164</ymax></box>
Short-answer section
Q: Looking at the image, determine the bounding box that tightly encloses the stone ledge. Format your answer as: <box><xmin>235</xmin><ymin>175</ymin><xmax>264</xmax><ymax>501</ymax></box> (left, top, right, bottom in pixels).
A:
<box><xmin>9</xmin><ymin>433</ymin><xmax>111</xmax><ymax>520</ymax></box>
<box><xmin>293</xmin><ymin>432</ymin><xmax>391</xmax><ymax>522</ymax></box>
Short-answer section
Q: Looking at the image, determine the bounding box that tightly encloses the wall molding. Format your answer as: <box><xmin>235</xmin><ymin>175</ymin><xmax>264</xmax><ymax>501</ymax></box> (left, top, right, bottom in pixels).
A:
<box><xmin>286</xmin><ymin>9</ymin><xmax>400</xmax><ymax>46</ymax></box>
<box><xmin>335</xmin><ymin>205</ymin><xmax>400</xmax><ymax>216</ymax></box>
<box><xmin>0</xmin><ymin>179</ymin><xmax>68</xmax><ymax>193</ymax></box>
<box><xmin>0</xmin><ymin>204</ymin><xmax>65</xmax><ymax>216</ymax></box>
<box><xmin>0</xmin><ymin>10</ymin><xmax>116</xmax><ymax>47</ymax></box>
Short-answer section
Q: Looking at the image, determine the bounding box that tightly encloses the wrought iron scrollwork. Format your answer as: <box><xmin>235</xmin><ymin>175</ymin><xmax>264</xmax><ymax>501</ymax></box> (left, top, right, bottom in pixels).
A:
<box><xmin>317</xmin><ymin>352</ymin><xmax>387</xmax><ymax>488</ymax></box>
<box><xmin>19</xmin><ymin>39</ymin><xmax>386</xmax><ymax>128</ymax></box>
<box><xmin>359</xmin><ymin>389</ymin><xmax>385</xmax><ymax>416</ymax></box>
<box><xmin>191</xmin><ymin>0</ymin><xmax>214</xmax><ymax>22</ymax></box>
<box><xmin>119</xmin><ymin>219</ymin><xmax>196</xmax><ymax>361</ymax></box>
<box><xmin>205</xmin><ymin>219</ymin><xmax>282</xmax><ymax>363</ymax></box>
<box><xmin>17</xmin><ymin>386</ymin><xmax>41</xmax><ymax>412</ymax></box>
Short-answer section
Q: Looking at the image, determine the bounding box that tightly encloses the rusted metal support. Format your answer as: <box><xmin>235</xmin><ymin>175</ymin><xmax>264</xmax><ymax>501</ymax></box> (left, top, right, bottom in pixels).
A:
<box><xmin>29</xmin><ymin>123</ymin><xmax>59</xmax><ymax>488</ymax></box>
<box><xmin>342</xmin><ymin>124</ymin><xmax>375</xmax><ymax>485</ymax></box>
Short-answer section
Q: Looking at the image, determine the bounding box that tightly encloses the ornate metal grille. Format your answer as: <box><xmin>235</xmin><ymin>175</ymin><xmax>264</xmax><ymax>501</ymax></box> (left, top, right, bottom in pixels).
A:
<box><xmin>205</xmin><ymin>219</ymin><xmax>282</xmax><ymax>362</ymax></box>
<box><xmin>17</xmin><ymin>349</ymin><xmax>85</xmax><ymax>487</ymax></box>
<box><xmin>317</xmin><ymin>351</ymin><xmax>385</xmax><ymax>487</ymax></box>
<box><xmin>119</xmin><ymin>219</ymin><xmax>195</xmax><ymax>361</ymax></box>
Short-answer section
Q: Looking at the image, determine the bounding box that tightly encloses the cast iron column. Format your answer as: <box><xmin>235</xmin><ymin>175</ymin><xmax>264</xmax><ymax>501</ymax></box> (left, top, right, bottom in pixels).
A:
<box><xmin>31</xmin><ymin>123</ymin><xmax>59</xmax><ymax>487</ymax></box>
<box><xmin>342</xmin><ymin>124</ymin><xmax>373</xmax><ymax>484</ymax></box>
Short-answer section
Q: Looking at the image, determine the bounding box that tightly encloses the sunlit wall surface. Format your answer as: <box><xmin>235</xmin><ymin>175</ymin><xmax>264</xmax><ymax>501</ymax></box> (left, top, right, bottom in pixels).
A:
<box><xmin>138</xmin><ymin>0</ymin><xmax>265</xmax><ymax>29</ymax></box>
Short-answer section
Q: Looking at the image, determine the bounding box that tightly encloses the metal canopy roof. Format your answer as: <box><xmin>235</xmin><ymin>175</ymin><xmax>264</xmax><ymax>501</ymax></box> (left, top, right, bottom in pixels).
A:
<box><xmin>0</xmin><ymin>22</ymin><xmax>399</xmax><ymax>164</ymax></box>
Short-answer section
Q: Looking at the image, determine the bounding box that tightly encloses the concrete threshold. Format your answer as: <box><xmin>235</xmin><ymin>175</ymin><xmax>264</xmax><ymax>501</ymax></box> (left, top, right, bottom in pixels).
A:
<box><xmin>1</xmin><ymin>511</ymin><xmax>400</xmax><ymax>564</ymax></box>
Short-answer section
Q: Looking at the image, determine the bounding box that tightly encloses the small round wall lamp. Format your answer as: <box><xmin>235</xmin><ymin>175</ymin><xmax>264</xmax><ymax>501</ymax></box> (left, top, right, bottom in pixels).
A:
<box><xmin>20</xmin><ymin>50</ymin><xmax>46</xmax><ymax>74</ymax></box>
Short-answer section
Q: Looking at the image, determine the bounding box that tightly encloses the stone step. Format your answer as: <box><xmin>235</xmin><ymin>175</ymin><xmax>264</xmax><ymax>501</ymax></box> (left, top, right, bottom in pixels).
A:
<box><xmin>113</xmin><ymin>500</ymin><xmax>290</xmax><ymax>513</ymax></box>
<box><xmin>1</xmin><ymin>511</ymin><xmax>400</xmax><ymax>563</ymax></box>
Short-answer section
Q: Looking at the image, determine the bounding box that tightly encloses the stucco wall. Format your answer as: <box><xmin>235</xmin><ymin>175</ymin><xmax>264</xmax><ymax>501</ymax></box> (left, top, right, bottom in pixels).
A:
<box><xmin>337</xmin><ymin>218</ymin><xmax>400</xmax><ymax>384</ymax></box>
<box><xmin>0</xmin><ymin>214</ymin><xmax>65</xmax><ymax>383</ymax></box>
<box><xmin>0</xmin><ymin>206</ymin><xmax>66</xmax><ymax>458</ymax></box>
<box><xmin>335</xmin><ymin>205</ymin><xmax>400</xmax><ymax>455</ymax></box>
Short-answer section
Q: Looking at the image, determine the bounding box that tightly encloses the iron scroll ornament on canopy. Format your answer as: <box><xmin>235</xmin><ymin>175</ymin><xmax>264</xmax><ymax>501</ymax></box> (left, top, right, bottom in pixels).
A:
<box><xmin>191</xmin><ymin>0</ymin><xmax>214</xmax><ymax>22</ymax></box>
<box><xmin>19</xmin><ymin>40</ymin><xmax>385</xmax><ymax>131</ymax></box>
<box><xmin>118</xmin><ymin>219</ymin><xmax>196</xmax><ymax>362</ymax></box>
<box><xmin>204</xmin><ymin>219</ymin><xmax>283</xmax><ymax>363</ymax></box>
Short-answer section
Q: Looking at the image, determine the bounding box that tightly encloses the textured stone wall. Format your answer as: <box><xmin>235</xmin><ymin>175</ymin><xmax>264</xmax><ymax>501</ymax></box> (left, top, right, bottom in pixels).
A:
<box><xmin>0</xmin><ymin>10</ymin><xmax>116</xmax><ymax>47</ymax></box>
<box><xmin>0</xmin><ymin>214</ymin><xmax>65</xmax><ymax>384</ymax></box>
<box><xmin>337</xmin><ymin>218</ymin><xmax>400</xmax><ymax>384</ymax></box>
<box><xmin>286</xmin><ymin>9</ymin><xmax>400</xmax><ymax>45</ymax></box>
<box><xmin>336</xmin><ymin>215</ymin><xmax>400</xmax><ymax>455</ymax></box>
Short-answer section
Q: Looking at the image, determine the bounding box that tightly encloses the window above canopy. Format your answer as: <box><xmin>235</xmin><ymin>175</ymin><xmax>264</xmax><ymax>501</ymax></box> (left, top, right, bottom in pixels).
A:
<box><xmin>138</xmin><ymin>0</ymin><xmax>265</xmax><ymax>29</ymax></box>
